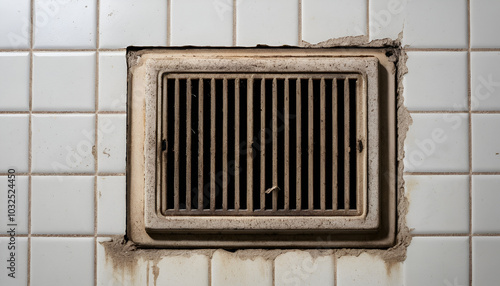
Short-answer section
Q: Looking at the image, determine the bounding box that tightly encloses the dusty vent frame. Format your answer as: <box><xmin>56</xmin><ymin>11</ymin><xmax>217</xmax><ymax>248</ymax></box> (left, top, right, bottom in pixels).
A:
<box><xmin>127</xmin><ymin>49</ymin><xmax>397</xmax><ymax>248</ymax></box>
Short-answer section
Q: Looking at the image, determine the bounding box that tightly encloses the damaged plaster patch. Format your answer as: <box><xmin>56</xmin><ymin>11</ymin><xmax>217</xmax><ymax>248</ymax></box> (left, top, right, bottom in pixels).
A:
<box><xmin>104</xmin><ymin>35</ymin><xmax>412</xmax><ymax>283</ymax></box>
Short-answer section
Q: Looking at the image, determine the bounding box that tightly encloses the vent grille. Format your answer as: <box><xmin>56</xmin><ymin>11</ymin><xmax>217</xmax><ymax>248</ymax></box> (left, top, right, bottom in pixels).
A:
<box><xmin>159</xmin><ymin>73</ymin><xmax>365</xmax><ymax>216</ymax></box>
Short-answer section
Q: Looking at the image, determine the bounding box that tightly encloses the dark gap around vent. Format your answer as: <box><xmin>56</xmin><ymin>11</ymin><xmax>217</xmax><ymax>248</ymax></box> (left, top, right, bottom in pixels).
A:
<box><xmin>190</xmin><ymin>80</ymin><xmax>199</xmax><ymax>209</ymax></box>
<box><xmin>227</xmin><ymin>79</ymin><xmax>236</xmax><ymax>210</ymax></box>
<box><xmin>349</xmin><ymin>79</ymin><xmax>357</xmax><ymax>210</ymax></box>
<box><xmin>202</xmin><ymin>79</ymin><xmax>212</xmax><ymax>209</ymax></box>
<box><xmin>252</xmin><ymin>79</ymin><xmax>262</xmax><ymax>211</ymax></box>
<box><xmin>277</xmin><ymin>79</ymin><xmax>285</xmax><ymax>210</ymax></box>
<box><xmin>337</xmin><ymin>79</ymin><xmax>345</xmax><ymax>210</ymax></box>
<box><xmin>165</xmin><ymin>79</ymin><xmax>176</xmax><ymax>210</ymax></box>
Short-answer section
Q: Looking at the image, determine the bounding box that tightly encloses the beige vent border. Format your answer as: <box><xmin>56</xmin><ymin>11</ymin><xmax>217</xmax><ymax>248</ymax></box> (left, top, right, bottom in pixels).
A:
<box><xmin>127</xmin><ymin>49</ymin><xmax>396</xmax><ymax>248</ymax></box>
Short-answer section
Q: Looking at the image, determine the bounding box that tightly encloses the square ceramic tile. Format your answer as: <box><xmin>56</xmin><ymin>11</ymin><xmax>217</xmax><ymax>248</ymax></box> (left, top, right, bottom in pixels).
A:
<box><xmin>0</xmin><ymin>0</ymin><xmax>30</xmax><ymax>48</ymax></box>
<box><xmin>337</xmin><ymin>253</ymin><xmax>402</xmax><ymax>286</ymax></box>
<box><xmin>404</xmin><ymin>52</ymin><xmax>468</xmax><ymax>111</ymax></box>
<box><xmin>97</xmin><ymin>176</ymin><xmax>126</xmax><ymax>235</ymax></box>
<box><xmin>404</xmin><ymin>113</ymin><xmax>469</xmax><ymax>172</ymax></box>
<box><xmin>32</xmin><ymin>115</ymin><xmax>95</xmax><ymax>173</ymax></box>
<box><xmin>98</xmin><ymin>114</ymin><xmax>126</xmax><ymax>173</ymax></box>
<box><xmin>98</xmin><ymin>51</ymin><xmax>127</xmax><ymax>111</ymax></box>
<box><xmin>0</xmin><ymin>53</ymin><xmax>30</xmax><ymax>111</ymax></box>
<box><xmin>275</xmin><ymin>251</ymin><xmax>334</xmax><ymax>286</ymax></box>
<box><xmin>404</xmin><ymin>237</ymin><xmax>469</xmax><ymax>286</ymax></box>
<box><xmin>99</xmin><ymin>0</ymin><xmax>167</xmax><ymax>48</ymax></box>
<box><xmin>33</xmin><ymin>52</ymin><xmax>95</xmax><ymax>111</ymax></box>
<box><xmin>472</xmin><ymin>175</ymin><xmax>500</xmax><ymax>233</ymax></box>
<box><xmin>153</xmin><ymin>255</ymin><xmax>210</xmax><ymax>286</ymax></box>
<box><xmin>0</xmin><ymin>115</ymin><xmax>29</xmax><ymax>172</ymax></box>
<box><xmin>237</xmin><ymin>0</ymin><xmax>298</xmax><ymax>46</ymax></box>
<box><xmin>212</xmin><ymin>250</ymin><xmax>273</xmax><ymax>286</ymax></box>
<box><xmin>402</xmin><ymin>0</ymin><xmax>467</xmax><ymax>48</ymax></box>
<box><xmin>472</xmin><ymin>114</ymin><xmax>500</xmax><ymax>171</ymax></box>
<box><xmin>0</xmin><ymin>176</ymin><xmax>28</xmax><ymax>235</ymax></box>
<box><xmin>171</xmin><ymin>0</ymin><xmax>233</xmax><ymax>46</ymax></box>
<box><xmin>0</xmin><ymin>237</ymin><xmax>28</xmax><ymax>286</ymax></box>
<box><xmin>302</xmin><ymin>0</ymin><xmax>367</xmax><ymax>44</ymax></box>
<box><xmin>97</xmin><ymin>237</ymin><xmax>149</xmax><ymax>286</ymax></box>
<box><xmin>31</xmin><ymin>237</ymin><xmax>94</xmax><ymax>286</ymax></box>
<box><xmin>471</xmin><ymin>0</ymin><xmax>500</xmax><ymax>48</ymax></box>
<box><xmin>472</xmin><ymin>237</ymin><xmax>500</xmax><ymax>286</ymax></box>
<box><xmin>404</xmin><ymin>175</ymin><xmax>469</xmax><ymax>234</ymax></box>
<box><xmin>471</xmin><ymin>52</ymin><xmax>500</xmax><ymax>111</ymax></box>
<box><xmin>31</xmin><ymin>176</ymin><xmax>94</xmax><ymax>234</ymax></box>
<box><xmin>33</xmin><ymin>0</ymin><xmax>96</xmax><ymax>49</ymax></box>
<box><xmin>369</xmin><ymin>0</ymin><xmax>407</xmax><ymax>41</ymax></box>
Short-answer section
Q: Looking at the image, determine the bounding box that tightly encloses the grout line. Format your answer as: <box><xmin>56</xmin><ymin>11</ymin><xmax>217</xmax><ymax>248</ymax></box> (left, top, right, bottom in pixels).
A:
<box><xmin>467</xmin><ymin>0</ymin><xmax>473</xmax><ymax>284</ymax></box>
<box><xmin>167</xmin><ymin>0</ymin><xmax>171</xmax><ymax>46</ymax></box>
<box><xmin>366</xmin><ymin>0</ymin><xmax>370</xmax><ymax>40</ymax></box>
<box><xmin>27</xmin><ymin>0</ymin><xmax>34</xmax><ymax>285</ymax></box>
<box><xmin>0</xmin><ymin>111</ymin><xmax>127</xmax><ymax>114</ymax></box>
<box><xmin>94</xmin><ymin>2</ymin><xmax>100</xmax><ymax>285</ymax></box>
<box><xmin>404</xmin><ymin>48</ymin><xmax>469</xmax><ymax>52</ymax></box>
<box><xmin>404</xmin><ymin>172</ymin><xmax>500</xmax><ymax>176</ymax></box>
<box><xmin>403</xmin><ymin>172</ymin><xmax>469</xmax><ymax>176</ymax></box>
<box><xmin>232</xmin><ymin>0</ymin><xmax>237</xmax><ymax>46</ymax></box>
<box><xmin>298</xmin><ymin>0</ymin><xmax>302</xmax><ymax>46</ymax></box>
<box><xmin>0</xmin><ymin>47</ymin><xmax>497</xmax><ymax>53</ymax></box>
<box><xmin>333</xmin><ymin>255</ymin><xmax>337</xmax><ymax>286</ymax></box>
<box><xmin>272</xmin><ymin>258</ymin><xmax>275</xmax><ymax>286</ymax></box>
<box><xmin>0</xmin><ymin>172</ymin><xmax>126</xmax><ymax>176</ymax></box>
<box><xmin>410</xmin><ymin>233</ymin><xmax>471</xmax><ymax>237</ymax></box>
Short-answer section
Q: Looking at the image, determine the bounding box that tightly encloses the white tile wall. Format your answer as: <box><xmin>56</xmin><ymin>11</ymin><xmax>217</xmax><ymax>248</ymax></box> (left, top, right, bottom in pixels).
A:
<box><xmin>31</xmin><ymin>176</ymin><xmax>94</xmax><ymax>235</ymax></box>
<box><xmin>337</xmin><ymin>253</ymin><xmax>403</xmax><ymax>286</ymax></box>
<box><xmin>0</xmin><ymin>53</ymin><xmax>30</xmax><ymax>111</ymax></box>
<box><xmin>471</xmin><ymin>52</ymin><xmax>500</xmax><ymax>111</ymax></box>
<box><xmin>302</xmin><ymin>0</ymin><xmax>367</xmax><ymax>44</ymax></box>
<box><xmin>404</xmin><ymin>175</ymin><xmax>469</xmax><ymax>234</ymax></box>
<box><xmin>274</xmin><ymin>251</ymin><xmax>334</xmax><ymax>286</ymax></box>
<box><xmin>33</xmin><ymin>52</ymin><xmax>96</xmax><ymax>111</ymax></box>
<box><xmin>1</xmin><ymin>0</ymin><xmax>499</xmax><ymax>285</ymax></box>
<box><xmin>33</xmin><ymin>0</ymin><xmax>97</xmax><ymax>49</ymax></box>
<box><xmin>404</xmin><ymin>237</ymin><xmax>469</xmax><ymax>286</ymax></box>
<box><xmin>237</xmin><ymin>0</ymin><xmax>298</xmax><ymax>46</ymax></box>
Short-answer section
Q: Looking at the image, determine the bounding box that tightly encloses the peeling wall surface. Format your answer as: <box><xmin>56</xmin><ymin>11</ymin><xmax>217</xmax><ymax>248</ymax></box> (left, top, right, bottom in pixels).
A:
<box><xmin>0</xmin><ymin>0</ymin><xmax>499</xmax><ymax>286</ymax></box>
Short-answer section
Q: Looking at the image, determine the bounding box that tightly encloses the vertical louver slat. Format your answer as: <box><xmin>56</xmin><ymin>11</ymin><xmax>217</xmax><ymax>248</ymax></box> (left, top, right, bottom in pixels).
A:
<box><xmin>210</xmin><ymin>78</ymin><xmax>216</xmax><ymax>211</ymax></box>
<box><xmin>197</xmin><ymin>79</ymin><xmax>204</xmax><ymax>210</ymax></box>
<box><xmin>260</xmin><ymin>79</ymin><xmax>266</xmax><ymax>210</ymax></box>
<box><xmin>284</xmin><ymin>78</ymin><xmax>290</xmax><ymax>211</ymax></box>
<box><xmin>320</xmin><ymin>78</ymin><xmax>326</xmax><ymax>211</ymax></box>
<box><xmin>272</xmin><ymin>78</ymin><xmax>278</xmax><ymax>211</ymax></box>
<box><xmin>234</xmin><ymin>79</ymin><xmax>240</xmax><ymax>211</ymax></box>
<box><xmin>246</xmin><ymin>78</ymin><xmax>254</xmax><ymax>211</ymax></box>
<box><xmin>343</xmin><ymin>78</ymin><xmax>350</xmax><ymax>210</ymax></box>
<box><xmin>308</xmin><ymin>78</ymin><xmax>314</xmax><ymax>211</ymax></box>
<box><xmin>332</xmin><ymin>78</ymin><xmax>338</xmax><ymax>211</ymax></box>
<box><xmin>173</xmin><ymin>78</ymin><xmax>180</xmax><ymax>211</ymax></box>
<box><xmin>222</xmin><ymin>79</ymin><xmax>228</xmax><ymax>211</ymax></box>
<box><xmin>295</xmin><ymin>78</ymin><xmax>302</xmax><ymax>211</ymax></box>
<box><xmin>186</xmin><ymin>79</ymin><xmax>192</xmax><ymax>211</ymax></box>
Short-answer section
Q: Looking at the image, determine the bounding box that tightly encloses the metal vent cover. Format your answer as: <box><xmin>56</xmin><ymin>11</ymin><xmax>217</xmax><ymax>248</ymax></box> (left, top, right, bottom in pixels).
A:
<box><xmin>128</xmin><ymin>49</ymin><xmax>397</xmax><ymax>248</ymax></box>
